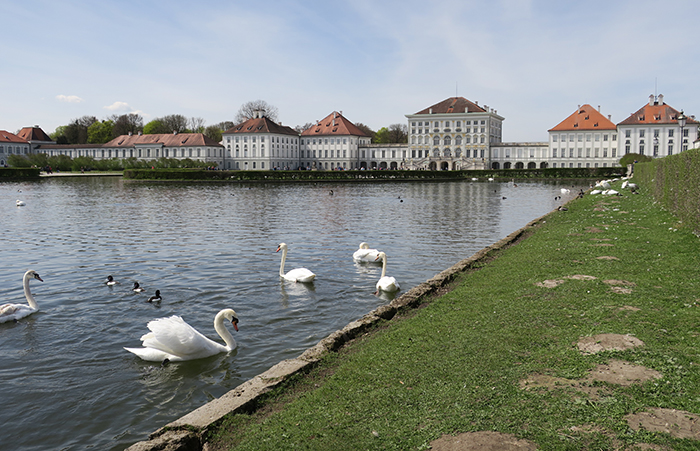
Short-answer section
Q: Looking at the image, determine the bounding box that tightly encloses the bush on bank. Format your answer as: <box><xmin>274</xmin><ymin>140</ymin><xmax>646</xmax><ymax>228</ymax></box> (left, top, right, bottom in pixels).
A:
<box><xmin>124</xmin><ymin>167</ymin><xmax>624</xmax><ymax>182</ymax></box>
<box><xmin>7</xmin><ymin>153</ymin><xmax>211</xmax><ymax>172</ymax></box>
<box><xmin>633</xmin><ymin>148</ymin><xmax>700</xmax><ymax>235</ymax></box>
<box><xmin>0</xmin><ymin>167</ymin><xmax>41</xmax><ymax>178</ymax></box>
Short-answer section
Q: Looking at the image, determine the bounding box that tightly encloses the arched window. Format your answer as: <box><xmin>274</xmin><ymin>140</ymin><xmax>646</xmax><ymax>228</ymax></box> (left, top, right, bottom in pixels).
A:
<box><xmin>433</xmin><ymin>136</ymin><xmax>440</xmax><ymax>145</ymax></box>
<box><xmin>444</xmin><ymin>136</ymin><xmax>451</xmax><ymax>146</ymax></box>
<box><xmin>455</xmin><ymin>136</ymin><xmax>462</xmax><ymax>145</ymax></box>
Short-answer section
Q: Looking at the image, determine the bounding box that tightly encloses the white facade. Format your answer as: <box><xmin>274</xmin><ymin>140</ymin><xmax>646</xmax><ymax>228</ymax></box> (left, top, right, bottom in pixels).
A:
<box><xmin>617</xmin><ymin>95</ymin><xmax>698</xmax><ymax>159</ymax></box>
<box><xmin>490</xmin><ymin>143</ymin><xmax>549</xmax><ymax>169</ymax></box>
<box><xmin>222</xmin><ymin>114</ymin><xmax>300</xmax><ymax>170</ymax></box>
<box><xmin>548</xmin><ymin>130</ymin><xmax>620</xmax><ymax>168</ymax></box>
<box><xmin>300</xmin><ymin>111</ymin><xmax>371</xmax><ymax>170</ymax></box>
<box><xmin>406</xmin><ymin>97</ymin><xmax>504</xmax><ymax>171</ymax></box>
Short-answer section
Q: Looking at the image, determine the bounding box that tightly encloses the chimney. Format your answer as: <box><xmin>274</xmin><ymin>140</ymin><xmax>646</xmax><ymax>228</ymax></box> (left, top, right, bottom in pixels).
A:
<box><xmin>608</xmin><ymin>115</ymin><xmax>612</xmax><ymax>121</ymax></box>
<box><xmin>138</xmin><ymin>131</ymin><xmax>142</xmax><ymax>136</ymax></box>
<box><xmin>598</xmin><ymin>105</ymin><xmax>601</xmax><ymax>112</ymax></box>
<box><xmin>128</xmin><ymin>131</ymin><xmax>132</xmax><ymax>136</ymax></box>
<box><xmin>649</xmin><ymin>94</ymin><xmax>655</xmax><ymax>106</ymax></box>
<box><xmin>429</xmin><ymin>108</ymin><xmax>433</xmax><ymax>114</ymax></box>
<box><xmin>173</xmin><ymin>130</ymin><xmax>177</xmax><ymax>135</ymax></box>
<box><xmin>658</xmin><ymin>94</ymin><xmax>664</xmax><ymax>105</ymax></box>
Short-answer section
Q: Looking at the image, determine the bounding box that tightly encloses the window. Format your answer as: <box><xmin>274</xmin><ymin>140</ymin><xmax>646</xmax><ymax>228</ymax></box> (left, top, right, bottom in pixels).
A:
<box><xmin>603</xmin><ymin>134</ymin><xmax>608</xmax><ymax>141</ymax></box>
<box><xmin>669</xmin><ymin>129</ymin><xmax>674</xmax><ymax>137</ymax></box>
<box><xmin>625</xmin><ymin>130</ymin><xmax>631</xmax><ymax>138</ymax></box>
<box><xmin>552</xmin><ymin>135</ymin><xmax>558</xmax><ymax>142</ymax></box>
<box><xmin>640</xmin><ymin>130</ymin><xmax>645</xmax><ymax>138</ymax></box>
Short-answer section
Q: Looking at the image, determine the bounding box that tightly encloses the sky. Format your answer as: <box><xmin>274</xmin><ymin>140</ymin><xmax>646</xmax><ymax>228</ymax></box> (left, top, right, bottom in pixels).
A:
<box><xmin>2</xmin><ymin>0</ymin><xmax>699</xmax><ymax>142</ymax></box>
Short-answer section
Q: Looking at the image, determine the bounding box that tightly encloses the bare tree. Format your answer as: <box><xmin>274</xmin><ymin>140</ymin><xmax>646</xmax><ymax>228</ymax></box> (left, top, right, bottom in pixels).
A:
<box><xmin>111</xmin><ymin>113</ymin><xmax>143</xmax><ymax>137</ymax></box>
<box><xmin>354</xmin><ymin>122</ymin><xmax>376</xmax><ymax>140</ymax></box>
<box><xmin>294</xmin><ymin>122</ymin><xmax>315</xmax><ymax>134</ymax></box>
<box><xmin>160</xmin><ymin>114</ymin><xmax>188</xmax><ymax>133</ymax></box>
<box><xmin>387</xmin><ymin>123</ymin><xmax>408</xmax><ymax>143</ymax></box>
<box><xmin>188</xmin><ymin>117</ymin><xmax>206</xmax><ymax>134</ymax></box>
<box><xmin>235</xmin><ymin>100</ymin><xmax>278</xmax><ymax>124</ymax></box>
<box><xmin>64</xmin><ymin>115</ymin><xmax>98</xmax><ymax>144</ymax></box>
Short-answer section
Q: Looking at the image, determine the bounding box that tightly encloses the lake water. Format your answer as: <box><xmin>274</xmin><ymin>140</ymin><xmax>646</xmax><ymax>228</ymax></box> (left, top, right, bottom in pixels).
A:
<box><xmin>0</xmin><ymin>176</ymin><xmax>588</xmax><ymax>450</ymax></box>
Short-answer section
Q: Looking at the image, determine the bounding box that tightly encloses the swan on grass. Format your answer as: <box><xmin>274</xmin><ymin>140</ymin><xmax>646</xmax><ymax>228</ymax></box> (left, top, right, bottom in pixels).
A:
<box><xmin>374</xmin><ymin>252</ymin><xmax>400</xmax><ymax>293</ymax></box>
<box><xmin>277</xmin><ymin>243</ymin><xmax>316</xmax><ymax>283</ymax></box>
<box><xmin>0</xmin><ymin>270</ymin><xmax>43</xmax><ymax>323</ymax></box>
<box><xmin>353</xmin><ymin>242</ymin><xmax>381</xmax><ymax>263</ymax></box>
<box><xmin>124</xmin><ymin>308</ymin><xmax>239</xmax><ymax>362</ymax></box>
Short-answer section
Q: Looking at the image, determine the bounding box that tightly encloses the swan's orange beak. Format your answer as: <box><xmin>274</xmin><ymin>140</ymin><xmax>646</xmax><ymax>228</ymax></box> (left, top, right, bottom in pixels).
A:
<box><xmin>276</xmin><ymin>246</ymin><xmax>281</xmax><ymax>253</ymax></box>
<box><xmin>232</xmin><ymin>319</ymin><xmax>239</xmax><ymax>331</ymax></box>
<box><xmin>35</xmin><ymin>274</ymin><xmax>43</xmax><ymax>282</ymax></box>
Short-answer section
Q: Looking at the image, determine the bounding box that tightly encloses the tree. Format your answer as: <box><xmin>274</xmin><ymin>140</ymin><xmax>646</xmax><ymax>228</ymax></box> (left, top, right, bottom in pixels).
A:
<box><xmin>63</xmin><ymin>115</ymin><xmax>98</xmax><ymax>144</ymax></box>
<box><xmin>188</xmin><ymin>117</ymin><xmax>206</xmax><ymax>134</ymax></box>
<box><xmin>387</xmin><ymin>123</ymin><xmax>408</xmax><ymax>143</ymax></box>
<box><xmin>374</xmin><ymin>127</ymin><xmax>390</xmax><ymax>143</ymax></box>
<box><xmin>294</xmin><ymin>122</ymin><xmax>314</xmax><ymax>134</ymax></box>
<box><xmin>143</xmin><ymin>119</ymin><xmax>169</xmax><ymax>135</ymax></box>
<box><xmin>51</xmin><ymin>126</ymin><xmax>69</xmax><ymax>144</ymax></box>
<box><xmin>87</xmin><ymin>120</ymin><xmax>114</xmax><ymax>143</ymax></box>
<box><xmin>204</xmin><ymin>125</ymin><xmax>223</xmax><ymax>143</ymax></box>
<box><xmin>235</xmin><ymin>100</ymin><xmax>278</xmax><ymax>124</ymax></box>
<box><xmin>354</xmin><ymin>122</ymin><xmax>376</xmax><ymax>141</ymax></box>
<box><xmin>111</xmin><ymin>113</ymin><xmax>143</xmax><ymax>137</ymax></box>
<box><xmin>160</xmin><ymin>114</ymin><xmax>189</xmax><ymax>133</ymax></box>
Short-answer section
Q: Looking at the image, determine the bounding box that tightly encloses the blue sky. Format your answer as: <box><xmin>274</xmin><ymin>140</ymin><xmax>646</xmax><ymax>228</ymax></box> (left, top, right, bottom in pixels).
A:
<box><xmin>2</xmin><ymin>0</ymin><xmax>699</xmax><ymax>141</ymax></box>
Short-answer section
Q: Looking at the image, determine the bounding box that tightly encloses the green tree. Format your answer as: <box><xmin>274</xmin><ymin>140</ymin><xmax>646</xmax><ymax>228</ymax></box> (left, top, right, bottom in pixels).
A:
<box><xmin>8</xmin><ymin>154</ymin><xmax>31</xmax><ymax>167</ymax></box>
<box><xmin>204</xmin><ymin>125</ymin><xmax>223</xmax><ymax>143</ymax></box>
<box><xmin>143</xmin><ymin>119</ymin><xmax>169</xmax><ymax>134</ymax></box>
<box><xmin>374</xmin><ymin>127</ymin><xmax>390</xmax><ymax>143</ymax></box>
<box><xmin>88</xmin><ymin>120</ymin><xmax>114</xmax><ymax>143</ymax></box>
<box><xmin>51</xmin><ymin>125</ymin><xmax>69</xmax><ymax>144</ymax></box>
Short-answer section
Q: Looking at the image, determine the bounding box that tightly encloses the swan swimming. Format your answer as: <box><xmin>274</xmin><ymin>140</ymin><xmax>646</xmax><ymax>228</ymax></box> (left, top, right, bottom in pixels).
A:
<box><xmin>353</xmin><ymin>242</ymin><xmax>381</xmax><ymax>263</ymax></box>
<box><xmin>132</xmin><ymin>282</ymin><xmax>145</xmax><ymax>292</ymax></box>
<box><xmin>147</xmin><ymin>290</ymin><xmax>162</xmax><ymax>303</ymax></box>
<box><xmin>16</xmin><ymin>200</ymin><xmax>25</xmax><ymax>206</ymax></box>
<box><xmin>277</xmin><ymin>243</ymin><xmax>316</xmax><ymax>283</ymax></box>
<box><xmin>0</xmin><ymin>270</ymin><xmax>43</xmax><ymax>323</ymax></box>
<box><xmin>374</xmin><ymin>252</ymin><xmax>400</xmax><ymax>293</ymax></box>
<box><xmin>124</xmin><ymin>308</ymin><xmax>239</xmax><ymax>362</ymax></box>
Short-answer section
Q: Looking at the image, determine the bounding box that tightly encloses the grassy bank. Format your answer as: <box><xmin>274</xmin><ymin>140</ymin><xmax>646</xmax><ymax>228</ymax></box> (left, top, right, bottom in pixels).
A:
<box><xmin>206</xmin><ymin>179</ymin><xmax>700</xmax><ymax>450</ymax></box>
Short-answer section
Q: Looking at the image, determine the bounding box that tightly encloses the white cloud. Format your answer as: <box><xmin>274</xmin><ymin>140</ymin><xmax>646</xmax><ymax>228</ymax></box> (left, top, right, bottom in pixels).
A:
<box><xmin>104</xmin><ymin>101</ymin><xmax>132</xmax><ymax>112</ymax></box>
<box><xmin>56</xmin><ymin>94</ymin><xmax>83</xmax><ymax>103</ymax></box>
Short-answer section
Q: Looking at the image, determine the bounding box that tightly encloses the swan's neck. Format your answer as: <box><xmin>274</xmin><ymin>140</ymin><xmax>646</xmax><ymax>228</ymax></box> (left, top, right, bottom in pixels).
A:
<box><xmin>279</xmin><ymin>247</ymin><xmax>287</xmax><ymax>276</ymax></box>
<box><xmin>23</xmin><ymin>274</ymin><xmax>38</xmax><ymax>310</ymax></box>
<box><xmin>214</xmin><ymin>311</ymin><xmax>236</xmax><ymax>350</ymax></box>
<box><xmin>380</xmin><ymin>255</ymin><xmax>387</xmax><ymax>278</ymax></box>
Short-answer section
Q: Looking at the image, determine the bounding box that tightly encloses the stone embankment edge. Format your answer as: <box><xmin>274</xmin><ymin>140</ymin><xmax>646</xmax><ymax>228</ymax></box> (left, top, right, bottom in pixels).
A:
<box><xmin>125</xmin><ymin>213</ymin><xmax>548</xmax><ymax>451</ymax></box>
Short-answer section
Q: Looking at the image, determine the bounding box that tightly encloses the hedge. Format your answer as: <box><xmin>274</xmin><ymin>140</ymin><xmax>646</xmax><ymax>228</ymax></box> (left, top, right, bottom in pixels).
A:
<box><xmin>633</xmin><ymin>148</ymin><xmax>700</xmax><ymax>235</ymax></box>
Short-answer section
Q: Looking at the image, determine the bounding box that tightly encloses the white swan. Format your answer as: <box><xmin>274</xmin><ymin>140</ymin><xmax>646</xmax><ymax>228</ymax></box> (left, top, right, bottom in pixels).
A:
<box><xmin>0</xmin><ymin>270</ymin><xmax>43</xmax><ymax>323</ymax></box>
<box><xmin>124</xmin><ymin>308</ymin><xmax>239</xmax><ymax>362</ymax></box>
<box><xmin>374</xmin><ymin>252</ymin><xmax>400</xmax><ymax>293</ymax></box>
<box><xmin>353</xmin><ymin>242</ymin><xmax>381</xmax><ymax>263</ymax></box>
<box><xmin>277</xmin><ymin>243</ymin><xmax>316</xmax><ymax>283</ymax></box>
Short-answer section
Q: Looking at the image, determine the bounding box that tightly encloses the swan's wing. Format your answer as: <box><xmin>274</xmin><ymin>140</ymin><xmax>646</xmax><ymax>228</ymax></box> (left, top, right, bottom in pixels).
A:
<box><xmin>142</xmin><ymin>315</ymin><xmax>222</xmax><ymax>358</ymax></box>
<box><xmin>353</xmin><ymin>249</ymin><xmax>380</xmax><ymax>262</ymax></box>
<box><xmin>124</xmin><ymin>346</ymin><xmax>175</xmax><ymax>362</ymax></box>
<box><xmin>285</xmin><ymin>268</ymin><xmax>315</xmax><ymax>283</ymax></box>
<box><xmin>0</xmin><ymin>304</ymin><xmax>36</xmax><ymax>323</ymax></box>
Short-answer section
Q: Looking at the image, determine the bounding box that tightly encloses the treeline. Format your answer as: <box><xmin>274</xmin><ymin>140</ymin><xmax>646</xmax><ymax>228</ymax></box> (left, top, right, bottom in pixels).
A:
<box><xmin>7</xmin><ymin>153</ymin><xmax>212</xmax><ymax>172</ymax></box>
<box><xmin>51</xmin><ymin>114</ymin><xmax>233</xmax><ymax>146</ymax></box>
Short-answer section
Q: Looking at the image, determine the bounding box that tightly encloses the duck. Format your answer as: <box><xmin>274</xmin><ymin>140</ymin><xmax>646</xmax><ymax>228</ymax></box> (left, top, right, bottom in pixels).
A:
<box><xmin>132</xmin><ymin>282</ymin><xmax>145</xmax><ymax>293</ymax></box>
<box><xmin>353</xmin><ymin>242</ymin><xmax>381</xmax><ymax>263</ymax></box>
<box><xmin>0</xmin><ymin>270</ymin><xmax>44</xmax><ymax>323</ymax></box>
<box><xmin>277</xmin><ymin>243</ymin><xmax>316</xmax><ymax>283</ymax></box>
<box><xmin>147</xmin><ymin>290</ymin><xmax>162</xmax><ymax>303</ymax></box>
<box><xmin>106</xmin><ymin>275</ymin><xmax>117</xmax><ymax>286</ymax></box>
<box><xmin>374</xmin><ymin>252</ymin><xmax>400</xmax><ymax>293</ymax></box>
<box><xmin>16</xmin><ymin>200</ymin><xmax>25</xmax><ymax>206</ymax></box>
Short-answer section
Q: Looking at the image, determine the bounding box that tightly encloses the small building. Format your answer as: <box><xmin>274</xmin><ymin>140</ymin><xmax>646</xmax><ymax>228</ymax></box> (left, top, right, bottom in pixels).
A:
<box><xmin>617</xmin><ymin>94</ymin><xmax>698</xmax><ymax>158</ymax></box>
<box><xmin>301</xmin><ymin>111</ymin><xmax>371</xmax><ymax>170</ymax></box>
<box><xmin>548</xmin><ymin>104</ymin><xmax>620</xmax><ymax>168</ymax></box>
<box><xmin>101</xmin><ymin>132</ymin><xmax>224</xmax><ymax>166</ymax></box>
<box><xmin>0</xmin><ymin>130</ymin><xmax>31</xmax><ymax>166</ymax></box>
<box><xmin>406</xmin><ymin>97</ymin><xmax>504</xmax><ymax>170</ymax></box>
<box><xmin>222</xmin><ymin>113</ymin><xmax>300</xmax><ymax>170</ymax></box>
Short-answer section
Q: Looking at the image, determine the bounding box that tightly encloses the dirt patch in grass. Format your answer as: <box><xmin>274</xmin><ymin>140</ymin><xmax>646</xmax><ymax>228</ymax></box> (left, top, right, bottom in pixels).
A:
<box><xmin>619</xmin><ymin>305</ymin><xmax>640</xmax><ymax>312</ymax></box>
<box><xmin>520</xmin><ymin>359</ymin><xmax>662</xmax><ymax>399</ymax></box>
<box><xmin>576</xmin><ymin>333</ymin><xmax>645</xmax><ymax>354</ymax></box>
<box><xmin>535</xmin><ymin>279</ymin><xmax>565</xmax><ymax>288</ymax></box>
<box><xmin>597</xmin><ymin>256</ymin><xmax>620</xmax><ymax>260</ymax></box>
<box><xmin>429</xmin><ymin>431</ymin><xmax>537</xmax><ymax>450</ymax></box>
<box><xmin>626</xmin><ymin>408</ymin><xmax>700</xmax><ymax>440</ymax></box>
<box><xmin>586</xmin><ymin>227</ymin><xmax>605</xmax><ymax>233</ymax></box>
<box><xmin>565</xmin><ymin>274</ymin><xmax>597</xmax><ymax>281</ymax></box>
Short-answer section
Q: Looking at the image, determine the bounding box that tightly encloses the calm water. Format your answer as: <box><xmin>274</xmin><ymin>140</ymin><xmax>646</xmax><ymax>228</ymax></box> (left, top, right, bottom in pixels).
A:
<box><xmin>0</xmin><ymin>176</ymin><xmax>587</xmax><ymax>450</ymax></box>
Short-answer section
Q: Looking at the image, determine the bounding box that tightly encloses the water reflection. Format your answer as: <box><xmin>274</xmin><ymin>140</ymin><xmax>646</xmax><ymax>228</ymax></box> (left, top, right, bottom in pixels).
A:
<box><xmin>0</xmin><ymin>176</ymin><xmax>589</xmax><ymax>451</ymax></box>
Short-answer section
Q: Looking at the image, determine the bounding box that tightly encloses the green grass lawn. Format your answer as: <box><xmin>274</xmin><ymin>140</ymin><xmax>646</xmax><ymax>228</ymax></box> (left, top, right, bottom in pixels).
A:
<box><xmin>206</xmin><ymin>181</ymin><xmax>700</xmax><ymax>450</ymax></box>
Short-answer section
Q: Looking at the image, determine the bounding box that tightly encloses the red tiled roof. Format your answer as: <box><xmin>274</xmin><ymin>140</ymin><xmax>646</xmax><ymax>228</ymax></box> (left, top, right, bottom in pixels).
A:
<box><xmin>0</xmin><ymin>130</ymin><xmax>29</xmax><ymax>144</ymax></box>
<box><xmin>103</xmin><ymin>133</ymin><xmax>223</xmax><ymax>148</ymax></box>
<box><xmin>17</xmin><ymin>126</ymin><xmax>53</xmax><ymax>142</ymax></box>
<box><xmin>548</xmin><ymin>104</ymin><xmax>617</xmax><ymax>132</ymax></box>
<box><xmin>223</xmin><ymin>116</ymin><xmax>298</xmax><ymax>136</ymax></box>
<box><xmin>301</xmin><ymin>111</ymin><xmax>369</xmax><ymax>137</ymax></box>
<box><xmin>617</xmin><ymin>101</ymin><xmax>698</xmax><ymax>126</ymax></box>
<box><xmin>413</xmin><ymin>97</ymin><xmax>487</xmax><ymax>115</ymax></box>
